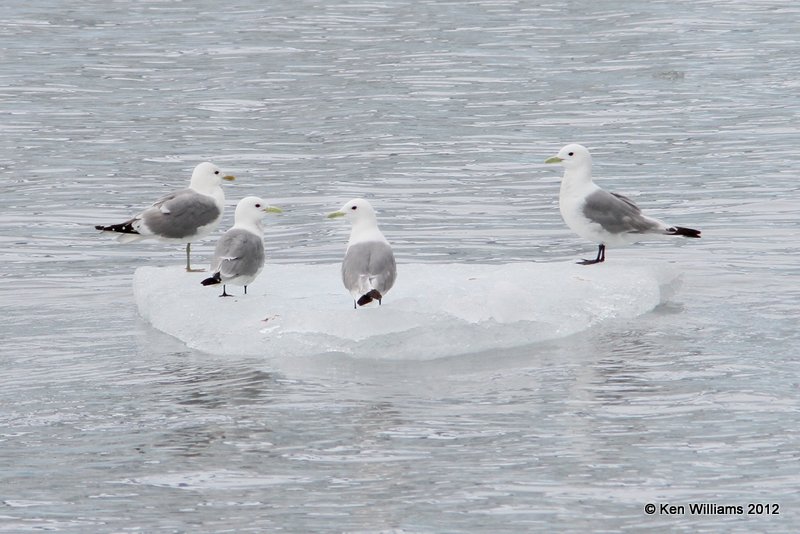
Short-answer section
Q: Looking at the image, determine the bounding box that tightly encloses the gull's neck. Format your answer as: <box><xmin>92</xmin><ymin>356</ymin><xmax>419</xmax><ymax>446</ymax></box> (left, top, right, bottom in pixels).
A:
<box><xmin>190</xmin><ymin>181</ymin><xmax>225</xmax><ymax>208</ymax></box>
<box><xmin>559</xmin><ymin>163</ymin><xmax>596</xmax><ymax>198</ymax></box>
<box><xmin>190</xmin><ymin>176</ymin><xmax>221</xmax><ymax>195</ymax></box>
<box><xmin>348</xmin><ymin>219</ymin><xmax>386</xmax><ymax>246</ymax></box>
<box><xmin>233</xmin><ymin>219</ymin><xmax>263</xmax><ymax>236</ymax></box>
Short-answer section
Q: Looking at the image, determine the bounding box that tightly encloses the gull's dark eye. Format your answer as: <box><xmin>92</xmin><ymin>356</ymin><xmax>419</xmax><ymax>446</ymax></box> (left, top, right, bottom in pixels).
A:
<box><xmin>214</xmin><ymin>170</ymin><xmax>220</xmax><ymax>175</ymax></box>
<box><xmin>255</xmin><ymin>203</ymin><xmax>261</xmax><ymax>208</ymax></box>
<box><xmin>568</xmin><ymin>152</ymin><xmax>574</xmax><ymax>156</ymax></box>
<box><xmin>351</xmin><ymin>206</ymin><xmax>357</xmax><ymax>210</ymax></box>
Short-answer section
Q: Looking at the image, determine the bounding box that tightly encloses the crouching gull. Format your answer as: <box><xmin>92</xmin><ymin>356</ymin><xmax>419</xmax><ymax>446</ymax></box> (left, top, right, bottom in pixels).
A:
<box><xmin>328</xmin><ymin>198</ymin><xmax>397</xmax><ymax>309</ymax></box>
<box><xmin>545</xmin><ymin>143</ymin><xmax>701</xmax><ymax>265</ymax></box>
<box><xmin>201</xmin><ymin>196</ymin><xmax>282</xmax><ymax>297</ymax></box>
<box><xmin>95</xmin><ymin>162</ymin><xmax>235</xmax><ymax>271</ymax></box>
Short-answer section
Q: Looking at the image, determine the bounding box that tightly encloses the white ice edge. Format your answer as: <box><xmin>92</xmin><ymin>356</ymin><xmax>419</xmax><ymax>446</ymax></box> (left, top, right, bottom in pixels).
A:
<box><xmin>133</xmin><ymin>262</ymin><xmax>681</xmax><ymax>361</ymax></box>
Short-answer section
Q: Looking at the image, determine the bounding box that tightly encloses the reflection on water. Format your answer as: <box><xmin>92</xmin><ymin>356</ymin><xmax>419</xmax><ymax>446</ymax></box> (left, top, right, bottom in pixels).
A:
<box><xmin>156</xmin><ymin>366</ymin><xmax>277</xmax><ymax>408</ymax></box>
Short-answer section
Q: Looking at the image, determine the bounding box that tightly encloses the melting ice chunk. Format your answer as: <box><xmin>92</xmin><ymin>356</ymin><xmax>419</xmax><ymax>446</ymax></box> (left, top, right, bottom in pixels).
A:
<box><xmin>133</xmin><ymin>262</ymin><xmax>680</xmax><ymax>360</ymax></box>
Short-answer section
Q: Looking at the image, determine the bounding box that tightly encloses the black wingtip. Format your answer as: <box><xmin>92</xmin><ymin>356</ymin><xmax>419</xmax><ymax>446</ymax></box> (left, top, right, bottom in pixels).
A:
<box><xmin>357</xmin><ymin>289</ymin><xmax>383</xmax><ymax>307</ymax></box>
<box><xmin>95</xmin><ymin>221</ymin><xmax>140</xmax><ymax>234</ymax></box>
<box><xmin>669</xmin><ymin>226</ymin><xmax>702</xmax><ymax>238</ymax></box>
<box><xmin>201</xmin><ymin>273</ymin><xmax>221</xmax><ymax>286</ymax></box>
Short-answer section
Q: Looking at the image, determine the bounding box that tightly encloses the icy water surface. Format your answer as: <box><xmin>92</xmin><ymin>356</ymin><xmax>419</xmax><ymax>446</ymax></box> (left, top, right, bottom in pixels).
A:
<box><xmin>2</xmin><ymin>0</ymin><xmax>800</xmax><ymax>531</ymax></box>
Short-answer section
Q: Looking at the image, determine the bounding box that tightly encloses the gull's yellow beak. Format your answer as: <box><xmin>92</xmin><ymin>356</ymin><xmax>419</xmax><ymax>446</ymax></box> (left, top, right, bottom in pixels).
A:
<box><xmin>544</xmin><ymin>156</ymin><xmax>563</xmax><ymax>164</ymax></box>
<box><xmin>327</xmin><ymin>210</ymin><xmax>345</xmax><ymax>219</ymax></box>
<box><xmin>264</xmin><ymin>206</ymin><xmax>282</xmax><ymax>214</ymax></box>
<box><xmin>222</xmin><ymin>175</ymin><xmax>236</xmax><ymax>181</ymax></box>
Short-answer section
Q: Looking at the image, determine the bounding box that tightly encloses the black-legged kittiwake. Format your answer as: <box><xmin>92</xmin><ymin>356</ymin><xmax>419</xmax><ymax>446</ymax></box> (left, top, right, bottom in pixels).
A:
<box><xmin>201</xmin><ymin>196</ymin><xmax>282</xmax><ymax>297</ymax></box>
<box><xmin>328</xmin><ymin>198</ymin><xmax>397</xmax><ymax>309</ymax></box>
<box><xmin>545</xmin><ymin>143</ymin><xmax>701</xmax><ymax>265</ymax></box>
<box><xmin>95</xmin><ymin>162</ymin><xmax>235</xmax><ymax>271</ymax></box>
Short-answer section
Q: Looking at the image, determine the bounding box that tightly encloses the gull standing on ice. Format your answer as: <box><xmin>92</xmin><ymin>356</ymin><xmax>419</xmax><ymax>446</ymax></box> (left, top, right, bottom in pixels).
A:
<box><xmin>545</xmin><ymin>144</ymin><xmax>701</xmax><ymax>265</ymax></box>
<box><xmin>201</xmin><ymin>196</ymin><xmax>282</xmax><ymax>297</ymax></box>
<box><xmin>328</xmin><ymin>198</ymin><xmax>397</xmax><ymax>309</ymax></box>
<box><xmin>95</xmin><ymin>162</ymin><xmax>235</xmax><ymax>271</ymax></box>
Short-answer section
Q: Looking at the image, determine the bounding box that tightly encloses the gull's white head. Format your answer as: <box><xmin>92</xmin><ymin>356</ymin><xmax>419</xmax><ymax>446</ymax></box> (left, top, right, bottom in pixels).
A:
<box><xmin>327</xmin><ymin>198</ymin><xmax>379</xmax><ymax>226</ymax></box>
<box><xmin>545</xmin><ymin>144</ymin><xmax>593</xmax><ymax>170</ymax></box>
<box><xmin>234</xmin><ymin>196</ymin><xmax>282</xmax><ymax>226</ymax></box>
<box><xmin>190</xmin><ymin>162</ymin><xmax>236</xmax><ymax>191</ymax></box>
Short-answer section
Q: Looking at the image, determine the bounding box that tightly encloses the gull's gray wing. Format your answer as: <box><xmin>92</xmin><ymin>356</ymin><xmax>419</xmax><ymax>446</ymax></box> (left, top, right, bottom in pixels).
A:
<box><xmin>582</xmin><ymin>189</ymin><xmax>661</xmax><ymax>234</ymax></box>
<box><xmin>342</xmin><ymin>241</ymin><xmax>397</xmax><ymax>295</ymax></box>
<box><xmin>139</xmin><ymin>189</ymin><xmax>220</xmax><ymax>239</ymax></box>
<box><xmin>211</xmin><ymin>229</ymin><xmax>265</xmax><ymax>279</ymax></box>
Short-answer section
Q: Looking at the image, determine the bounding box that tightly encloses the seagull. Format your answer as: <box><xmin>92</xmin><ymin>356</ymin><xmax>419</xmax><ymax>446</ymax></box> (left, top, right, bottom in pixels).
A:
<box><xmin>328</xmin><ymin>198</ymin><xmax>397</xmax><ymax>309</ymax></box>
<box><xmin>95</xmin><ymin>162</ymin><xmax>235</xmax><ymax>271</ymax></box>
<box><xmin>201</xmin><ymin>196</ymin><xmax>282</xmax><ymax>297</ymax></box>
<box><xmin>545</xmin><ymin>144</ymin><xmax>700</xmax><ymax>265</ymax></box>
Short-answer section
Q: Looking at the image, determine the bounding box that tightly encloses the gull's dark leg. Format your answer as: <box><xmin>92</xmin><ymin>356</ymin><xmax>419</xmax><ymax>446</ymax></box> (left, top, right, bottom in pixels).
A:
<box><xmin>353</xmin><ymin>300</ymin><xmax>357</xmax><ymax>310</ymax></box>
<box><xmin>220</xmin><ymin>285</ymin><xmax>233</xmax><ymax>297</ymax></box>
<box><xmin>578</xmin><ymin>244</ymin><xmax>606</xmax><ymax>265</ymax></box>
<box><xmin>244</xmin><ymin>286</ymin><xmax>248</xmax><ymax>295</ymax></box>
<box><xmin>185</xmin><ymin>243</ymin><xmax>205</xmax><ymax>272</ymax></box>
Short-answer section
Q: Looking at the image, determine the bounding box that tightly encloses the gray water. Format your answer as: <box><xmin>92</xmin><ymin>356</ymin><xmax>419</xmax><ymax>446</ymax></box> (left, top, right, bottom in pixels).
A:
<box><xmin>2</xmin><ymin>0</ymin><xmax>800</xmax><ymax>531</ymax></box>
